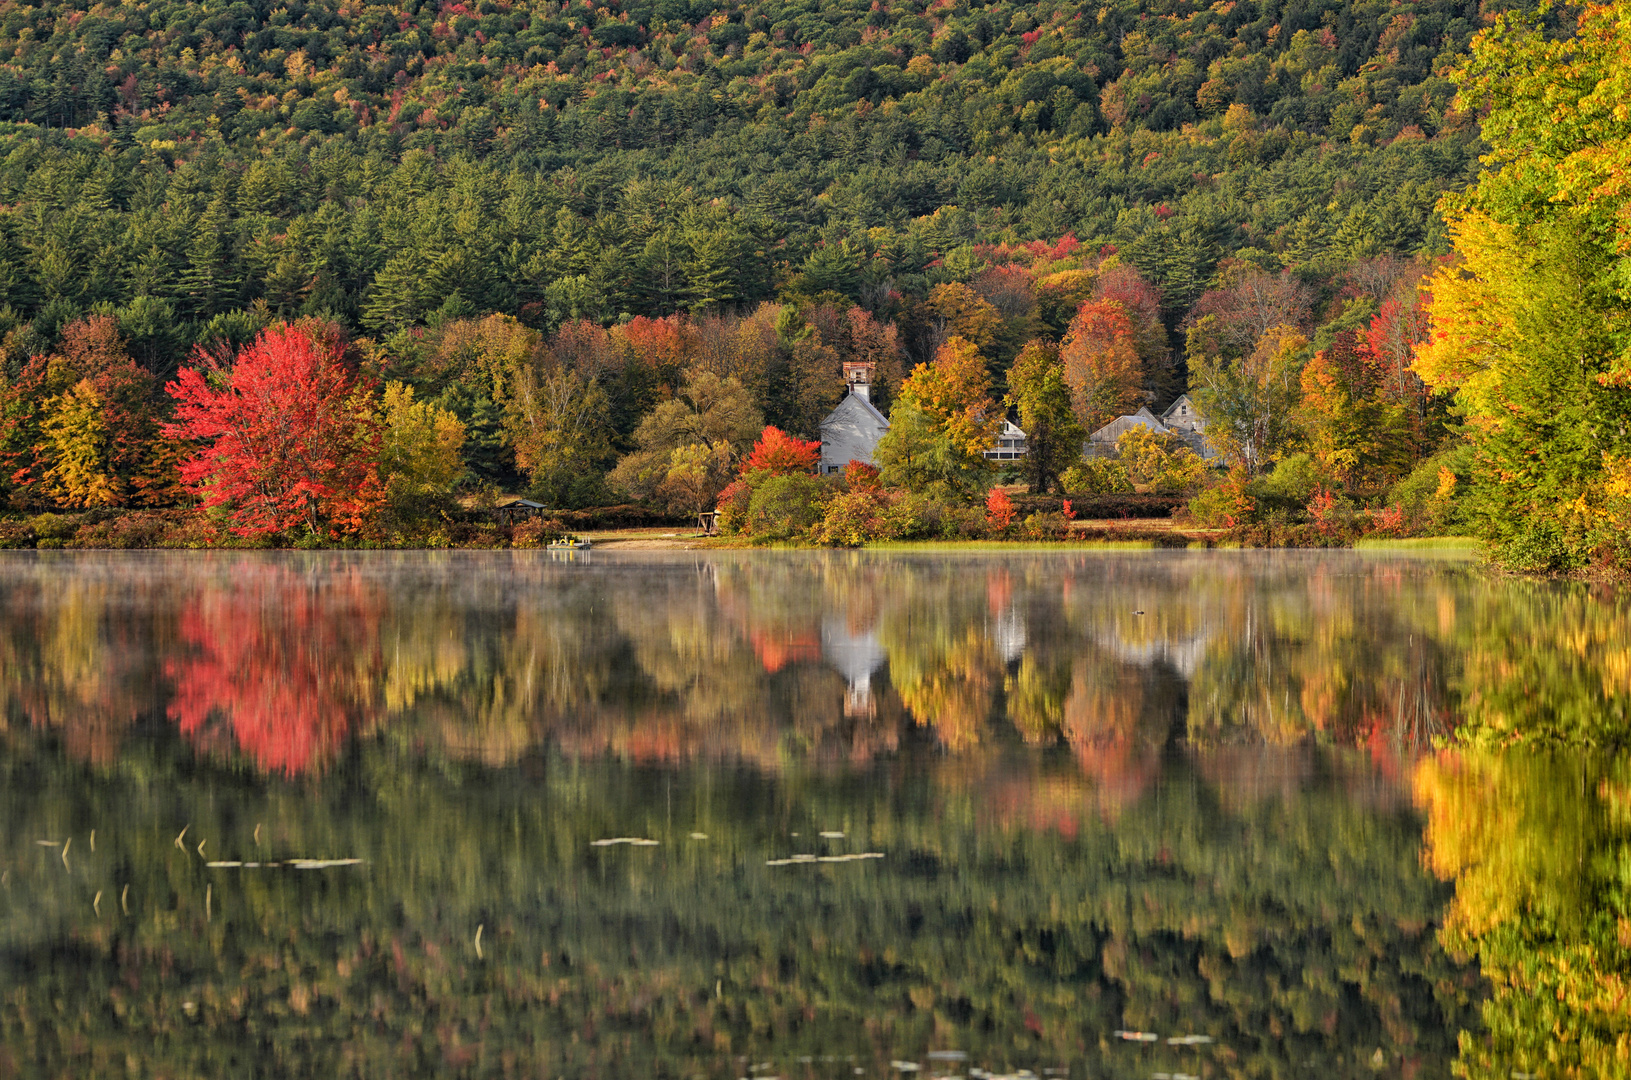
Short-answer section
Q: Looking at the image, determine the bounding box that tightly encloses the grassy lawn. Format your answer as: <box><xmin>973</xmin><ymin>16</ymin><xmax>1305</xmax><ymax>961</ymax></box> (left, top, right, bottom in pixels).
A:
<box><xmin>1352</xmin><ymin>536</ymin><xmax>1484</xmax><ymax>552</ymax></box>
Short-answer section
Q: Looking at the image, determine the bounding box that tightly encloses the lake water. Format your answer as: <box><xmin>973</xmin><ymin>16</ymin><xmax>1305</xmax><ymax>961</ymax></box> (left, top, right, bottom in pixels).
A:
<box><xmin>0</xmin><ymin>549</ymin><xmax>1623</xmax><ymax>1078</ymax></box>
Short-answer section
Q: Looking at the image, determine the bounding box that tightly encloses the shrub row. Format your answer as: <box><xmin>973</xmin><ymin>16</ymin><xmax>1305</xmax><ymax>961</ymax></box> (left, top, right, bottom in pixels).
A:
<box><xmin>0</xmin><ymin>510</ymin><xmax>573</xmax><ymax>550</ymax></box>
<box><xmin>1013</xmin><ymin>494</ymin><xmax>1185</xmax><ymax>519</ymax></box>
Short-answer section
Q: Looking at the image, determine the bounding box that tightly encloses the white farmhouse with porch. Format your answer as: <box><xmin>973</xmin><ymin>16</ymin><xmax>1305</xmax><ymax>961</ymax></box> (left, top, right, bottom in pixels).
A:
<box><xmin>984</xmin><ymin>419</ymin><xmax>1028</xmax><ymax>462</ymax></box>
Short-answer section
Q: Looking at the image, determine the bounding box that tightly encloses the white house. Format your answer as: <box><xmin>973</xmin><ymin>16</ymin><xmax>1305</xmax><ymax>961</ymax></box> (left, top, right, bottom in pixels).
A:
<box><xmin>983</xmin><ymin>419</ymin><xmax>1028</xmax><ymax>462</ymax></box>
<box><xmin>819</xmin><ymin>361</ymin><xmax>890</xmax><ymax>475</ymax></box>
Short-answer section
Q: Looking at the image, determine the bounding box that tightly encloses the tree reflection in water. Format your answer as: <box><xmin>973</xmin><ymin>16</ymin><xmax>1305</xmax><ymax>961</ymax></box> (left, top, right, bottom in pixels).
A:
<box><xmin>0</xmin><ymin>550</ymin><xmax>1490</xmax><ymax>774</ymax></box>
<box><xmin>0</xmin><ymin>551</ymin><xmax>1621</xmax><ymax>1076</ymax></box>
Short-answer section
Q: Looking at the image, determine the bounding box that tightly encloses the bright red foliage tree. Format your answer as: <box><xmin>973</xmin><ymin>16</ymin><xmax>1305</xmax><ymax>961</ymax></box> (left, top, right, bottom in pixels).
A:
<box><xmin>164</xmin><ymin>326</ymin><xmax>383</xmax><ymax>536</ymax></box>
<box><xmin>742</xmin><ymin>425</ymin><xmax>820</xmax><ymax>476</ymax></box>
<box><xmin>844</xmin><ymin>460</ymin><xmax>882</xmax><ymax>491</ymax></box>
<box><xmin>986</xmin><ymin>487</ymin><xmax>1016</xmax><ymax>531</ymax></box>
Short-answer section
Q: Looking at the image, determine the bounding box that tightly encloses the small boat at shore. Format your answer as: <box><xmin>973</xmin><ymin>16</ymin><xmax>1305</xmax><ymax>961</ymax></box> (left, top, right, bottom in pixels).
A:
<box><xmin>547</xmin><ymin>535</ymin><xmax>592</xmax><ymax>550</ymax></box>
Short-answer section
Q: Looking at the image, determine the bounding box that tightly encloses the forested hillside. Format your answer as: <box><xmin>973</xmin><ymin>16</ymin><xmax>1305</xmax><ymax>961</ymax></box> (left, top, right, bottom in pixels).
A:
<box><xmin>0</xmin><ymin>0</ymin><xmax>1598</xmax><ymax>559</ymax></box>
<box><xmin>0</xmin><ymin>0</ymin><xmax>1488</xmax><ymax>333</ymax></box>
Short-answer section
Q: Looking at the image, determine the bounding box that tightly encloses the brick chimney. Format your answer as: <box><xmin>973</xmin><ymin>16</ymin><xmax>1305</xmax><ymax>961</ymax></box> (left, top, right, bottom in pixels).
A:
<box><xmin>843</xmin><ymin>360</ymin><xmax>874</xmax><ymax>402</ymax></box>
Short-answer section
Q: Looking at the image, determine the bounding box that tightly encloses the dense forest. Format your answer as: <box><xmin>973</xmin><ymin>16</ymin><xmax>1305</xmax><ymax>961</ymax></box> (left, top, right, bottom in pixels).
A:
<box><xmin>0</xmin><ymin>0</ymin><xmax>1536</xmax><ymax>550</ymax></box>
<box><xmin>0</xmin><ymin>0</ymin><xmax>1624</xmax><ymax>565</ymax></box>
<box><xmin>0</xmin><ymin>0</ymin><xmax>1483</xmax><ymax>336</ymax></box>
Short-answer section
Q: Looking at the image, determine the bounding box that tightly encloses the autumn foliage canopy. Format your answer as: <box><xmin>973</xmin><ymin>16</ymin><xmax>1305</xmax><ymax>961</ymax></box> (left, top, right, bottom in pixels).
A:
<box><xmin>164</xmin><ymin>326</ymin><xmax>383</xmax><ymax>536</ymax></box>
<box><xmin>741</xmin><ymin>425</ymin><xmax>820</xmax><ymax>476</ymax></box>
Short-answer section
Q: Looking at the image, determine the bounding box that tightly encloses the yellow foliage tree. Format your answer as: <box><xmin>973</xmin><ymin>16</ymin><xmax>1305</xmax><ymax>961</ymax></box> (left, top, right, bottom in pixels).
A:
<box><xmin>378</xmin><ymin>382</ymin><xmax>466</xmax><ymax>511</ymax></box>
<box><xmin>896</xmin><ymin>335</ymin><xmax>1002</xmax><ymax>462</ymax></box>
<box><xmin>39</xmin><ymin>379</ymin><xmax>121</xmax><ymax>508</ymax></box>
<box><xmin>927</xmin><ymin>282</ymin><xmax>1004</xmax><ymax>358</ymax></box>
<box><xmin>1189</xmin><ymin>324</ymin><xmax>1307</xmax><ymax>474</ymax></box>
<box><xmin>1115</xmin><ymin>426</ymin><xmax>1206</xmax><ymax>494</ymax></box>
<box><xmin>1413</xmin><ymin>2</ymin><xmax>1631</xmax><ymax>568</ymax></box>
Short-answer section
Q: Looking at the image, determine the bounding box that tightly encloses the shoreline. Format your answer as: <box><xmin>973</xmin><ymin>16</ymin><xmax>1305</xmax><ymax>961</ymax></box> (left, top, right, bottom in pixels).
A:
<box><xmin>0</xmin><ymin>519</ymin><xmax>1486</xmax><ymax>554</ymax></box>
<box><xmin>0</xmin><ymin>509</ymin><xmax>1487</xmax><ymax>556</ymax></box>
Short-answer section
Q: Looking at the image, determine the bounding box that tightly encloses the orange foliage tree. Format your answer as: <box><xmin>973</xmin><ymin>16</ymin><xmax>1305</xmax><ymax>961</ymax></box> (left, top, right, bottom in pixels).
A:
<box><xmin>164</xmin><ymin>325</ymin><xmax>383</xmax><ymax>536</ymax></box>
<box><xmin>0</xmin><ymin>316</ymin><xmax>177</xmax><ymax>509</ymax></box>
<box><xmin>742</xmin><ymin>425</ymin><xmax>819</xmax><ymax>476</ymax></box>
<box><xmin>1093</xmin><ymin>262</ymin><xmax>1171</xmax><ymax>390</ymax></box>
<box><xmin>1059</xmin><ymin>299</ymin><xmax>1143</xmax><ymax>431</ymax></box>
<box><xmin>898</xmin><ymin>335</ymin><xmax>1002</xmax><ymax>460</ymax></box>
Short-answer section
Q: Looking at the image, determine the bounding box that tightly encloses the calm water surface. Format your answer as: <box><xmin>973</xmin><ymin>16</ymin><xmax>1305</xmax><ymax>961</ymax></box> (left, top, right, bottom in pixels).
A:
<box><xmin>0</xmin><ymin>549</ymin><xmax>1622</xmax><ymax>1078</ymax></box>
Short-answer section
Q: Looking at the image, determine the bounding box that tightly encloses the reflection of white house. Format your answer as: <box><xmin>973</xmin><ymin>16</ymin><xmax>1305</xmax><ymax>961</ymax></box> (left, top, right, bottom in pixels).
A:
<box><xmin>991</xmin><ymin>607</ymin><xmax>1027</xmax><ymax>663</ymax></box>
<box><xmin>1089</xmin><ymin>625</ymin><xmax>1212</xmax><ymax>679</ymax></box>
<box><xmin>822</xmin><ymin>616</ymin><xmax>887</xmax><ymax>716</ymax></box>
<box><xmin>983</xmin><ymin>419</ymin><xmax>1028</xmax><ymax>462</ymax></box>
<box><xmin>1085</xmin><ymin>397</ymin><xmax>1217</xmax><ymax>460</ymax></box>
<box><xmin>819</xmin><ymin>362</ymin><xmax>890</xmax><ymax>475</ymax></box>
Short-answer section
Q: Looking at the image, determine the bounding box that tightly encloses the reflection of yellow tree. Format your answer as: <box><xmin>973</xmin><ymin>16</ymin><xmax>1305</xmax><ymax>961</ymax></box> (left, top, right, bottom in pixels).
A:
<box><xmin>1006</xmin><ymin>654</ymin><xmax>1071</xmax><ymax>743</ymax></box>
<box><xmin>1414</xmin><ymin>751</ymin><xmax>1631</xmax><ymax>1080</ymax></box>
<box><xmin>1451</xmin><ymin>582</ymin><xmax>1631</xmax><ymax>749</ymax></box>
<box><xmin>1185</xmin><ymin>560</ymin><xmax>1455</xmax><ymax>752</ymax></box>
<box><xmin>878</xmin><ymin>566</ymin><xmax>1006</xmax><ymax>752</ymax></box>
<box><xmin>892</xmin><ymin>627</ymin><xmax>998</xmax><ymax>752</ymax></box>
<box><xmin>0</xmin><ymin>573</ymin><xmax>167</xmax><ymax>765</ymax></box>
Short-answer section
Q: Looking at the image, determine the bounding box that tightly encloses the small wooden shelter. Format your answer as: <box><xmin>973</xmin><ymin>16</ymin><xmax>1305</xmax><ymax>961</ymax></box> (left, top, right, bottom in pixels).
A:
<box><xmin>494</xmin><ymin>498</ymin><xmax>550</xmax><ymax>522</ymax></box>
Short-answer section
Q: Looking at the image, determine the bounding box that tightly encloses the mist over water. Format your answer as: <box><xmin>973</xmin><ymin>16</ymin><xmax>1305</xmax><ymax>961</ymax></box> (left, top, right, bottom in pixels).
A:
<box><xmin>0</xmin><ymin>550</ymin><xmax>1621</xmax><ymax>1078</ymax></box>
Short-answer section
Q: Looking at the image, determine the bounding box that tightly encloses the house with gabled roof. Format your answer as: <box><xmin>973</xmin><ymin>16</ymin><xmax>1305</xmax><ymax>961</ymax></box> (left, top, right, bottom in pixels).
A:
<box><xmin>1160</xmin><ymin>393</ymin><xmax>1204</xmax><ymax>434</ymax></box>
<box><xmin>819</xmin><ymin>361</ymin><xmax>890</xmax><ymax>475</ymax></box>
<box><xmin>1159</xmin><ymin>393</ymin><xmax>1217</xmax><ymax>459</ymax></box>
<box><xmin>1086</xmin><ymin>406</ymin><xmax>1170</xmax><ymax>457</ymax></box>
<box><xmin>1085</xmin><ymin>397</ymin><xmax>1218</xmax><ymax>461</ymax></box>
<box><xmin>983</xmin><ymin>419</ymin><xmax>1027</xmax><ymax>462</ymax></box>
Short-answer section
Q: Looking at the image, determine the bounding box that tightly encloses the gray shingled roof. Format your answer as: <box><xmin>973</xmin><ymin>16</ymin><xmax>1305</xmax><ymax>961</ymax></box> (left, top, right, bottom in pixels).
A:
<box><xmin>1089</xmin><ymin>408</ymin><xmax>1169</xmax><ymax>443</ymax></box>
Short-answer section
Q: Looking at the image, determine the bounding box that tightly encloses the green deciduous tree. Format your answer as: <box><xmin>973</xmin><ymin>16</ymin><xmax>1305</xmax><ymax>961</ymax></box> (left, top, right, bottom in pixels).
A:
<box><xmin>1189</xmin><ymin>324</ymin><xmax>1307</xmax><ymax>475</ymax></box>
<box><xmin>609</xmin><ymin>371</ymin><xmax>762</xmax><ymax>511</ymax></box>
<box><xmin>505</xmin><ymin>367</ymin><xmax>613</xmax><ymax>507</ymax></box>
<box><xmin>1005</xmin><ymin>340</ymin><xmax>1084</xmax><ymax>494</ymax></box>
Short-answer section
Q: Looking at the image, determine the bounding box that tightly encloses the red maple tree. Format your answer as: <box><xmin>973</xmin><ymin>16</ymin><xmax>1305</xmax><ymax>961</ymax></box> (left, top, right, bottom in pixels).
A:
<box><xmin>986</xmin><ymin>487</ymin><xmax>1016</xmax><ymax>531</ymax></box>
<box><xmin>164</xmin><ymin>325</ymin><xmax>383</xmax><ymax>536</ymax></box>
<box><xmin>843</xmin><ymin>460</ymin><xmax>882</xmax><ymax>491</ymax></box>
<box><xmin>741</xmin><ymin>425</ymin><xmax>820</xmax><ymax>476</ymax></box>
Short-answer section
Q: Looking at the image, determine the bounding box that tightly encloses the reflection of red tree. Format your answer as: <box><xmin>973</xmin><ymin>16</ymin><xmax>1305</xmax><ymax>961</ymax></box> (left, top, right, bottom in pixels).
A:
<box><xmin>984</xmin><ymin>568</ymin><xmax>1012</xmax><ymax>616</ymax></box>
<box><xmin>1062</xmin><ymin>671</ymin><xmax>1160</xmax><ymax>818</ymax></box>
<box><xmin>748</xmin><ymin>629</ymin><xmax>822</xmax><ymax>674</ymax></box>
<box><xmin>166</xmin><ymin>566</ymin><xmax>382</xmax><ymax>776</ymax></box>
<box><xmin>984</xmin><ymin>773</ymin><xmax>1084</xmax><ymax>839</ymax></box>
